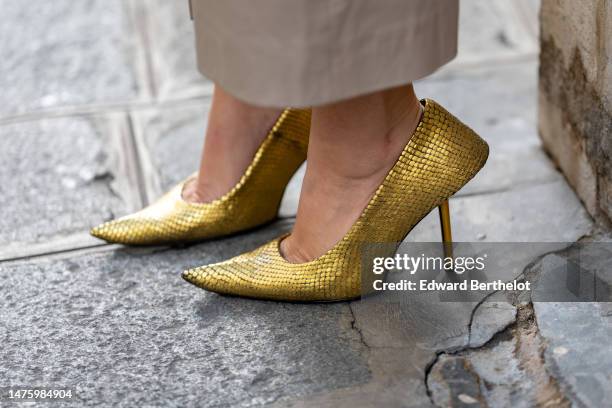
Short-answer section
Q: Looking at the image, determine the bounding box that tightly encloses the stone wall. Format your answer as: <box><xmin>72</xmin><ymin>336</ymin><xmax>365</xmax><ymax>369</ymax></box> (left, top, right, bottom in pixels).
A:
<box><xmin>539</xmin><ymin>0</ymin><xmax>611</xmax><ymax>225</ymax></box>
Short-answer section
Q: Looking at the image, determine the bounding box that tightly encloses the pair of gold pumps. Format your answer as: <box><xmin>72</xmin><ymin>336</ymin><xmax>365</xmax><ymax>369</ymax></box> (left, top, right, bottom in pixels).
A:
<box><xmin>91</xmin><ymin>100</ymin><xmax>489</xmax><ymax>302</ymax></box>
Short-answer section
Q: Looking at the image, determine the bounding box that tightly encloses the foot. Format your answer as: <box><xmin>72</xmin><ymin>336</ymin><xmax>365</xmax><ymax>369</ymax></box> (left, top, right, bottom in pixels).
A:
<box><xmin>280</xmin><ymin>85</ymin><xmax>423</xmax><ymax>263</ymax></box>
<box><xmin>182</xmin><ymin>86</ymin><xmax>282</xmax><ymax>204</ymax></box>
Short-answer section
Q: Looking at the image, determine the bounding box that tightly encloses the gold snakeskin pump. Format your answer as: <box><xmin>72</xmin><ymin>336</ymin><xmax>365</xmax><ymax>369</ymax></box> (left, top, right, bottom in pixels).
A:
<box><xmin>90</xmin><ymin>108</ymin><xmax>311</xmax><ymax>245</ymax></box>
<box><xmin>182</xmin><ymin>99</ymin><xmax>489</xmax><ymax>301</ymax></box>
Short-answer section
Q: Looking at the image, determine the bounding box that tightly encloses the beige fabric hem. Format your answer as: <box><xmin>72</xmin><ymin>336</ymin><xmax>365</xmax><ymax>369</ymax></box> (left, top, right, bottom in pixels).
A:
<box><xmin>192</xmin><ymin>0</ymin><xmax>458</xmax><ymax>108</ymax></box>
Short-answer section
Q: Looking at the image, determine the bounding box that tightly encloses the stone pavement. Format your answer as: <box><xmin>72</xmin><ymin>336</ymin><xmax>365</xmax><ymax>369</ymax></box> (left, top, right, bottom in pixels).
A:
<box><xmin>1</xmin><ymin>0</ymin><xmax>610</xmax><ymax>407</ymax></box>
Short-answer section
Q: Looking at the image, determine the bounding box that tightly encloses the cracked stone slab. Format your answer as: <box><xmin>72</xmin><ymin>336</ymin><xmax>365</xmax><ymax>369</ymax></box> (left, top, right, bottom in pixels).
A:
<box><xmin>131</xmin><ymin>0</ymin><xmax>212</xmax><ymax>100</ymax></box>
<box><xmin>284</xmin><ymin>294</ymin><xmax>494</xmax><ymax>407</ymax></box>
<box><xmin>0</xmin><ymin>114</ymin><xmax>138</xmax><ymax>259</ymax></box>
<box><xmin>131</xmin><ymin>102</ymin><xmax>303</xmax><ymax>216</ymax></box>
<box><xmin>416</xmin><ymin>61</ymin><xmax>561</xmax><ymax>197</ymax></box>
<box><xmin>0</xmin><ymin>0</ymin><xmax>144</xmax><ymax>119</ymax></box>
<box><xmin>281</xmin><ymin>299</ymin><xmax>443</xmax><ymax>407</ymax></box>
<box><xmin>284</xmin><ymin>277</ymin><xmax>519</xmax><ymax>406</ymax></box>
<box><xmin>0</xmin><ymin>220</ymin><xmax>370</xmax><ymax>408</ymax></box>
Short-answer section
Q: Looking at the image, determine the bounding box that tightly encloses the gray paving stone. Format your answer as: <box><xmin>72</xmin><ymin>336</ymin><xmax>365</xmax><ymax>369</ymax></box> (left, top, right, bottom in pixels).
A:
<box><xmin>134</xmin><ymin>0</ymin><xmax>212</xmax><ymax>100</ymax></box>
<box><xmin>0</xmin><ymin>221</ymin><xmax>370</xmax><ymax>408</ymax></box>
<box><xmin>281</xmin><ymin>346</ymin><xmax>432</xmax><ymax>408</ymax></box>
<box><xmin>0</xmin><ymin>0</ymin><xmax>144</xmax><ymax>119</ymax></box>
<box><xmin>132</xmin><ymin>102</ymin><xmax>303</xmax><ymax>216</ymax></box>
<box><xmin>532</xmin><ymin>244</ymin><xmax>612</xmax><ymax>408</ymax></box>
<box><xmin>451</xmin><ymin>0</ymin><xmax>538</xmax><ymax>67</ymax></box>
<box><xmin>535</xmin><ymin>302</ymin><xmax>612</xmax><ymax>407</ymax></box>
<box><xmin>0</xmin><ymin>115</ymin><xmax>137</xmax><ymax>258</ymax></box>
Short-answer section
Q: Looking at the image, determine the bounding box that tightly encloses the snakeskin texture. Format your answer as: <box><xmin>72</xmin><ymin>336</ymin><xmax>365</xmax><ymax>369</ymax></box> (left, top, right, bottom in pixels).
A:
<box><xmin>182</xmin><ymin>99</ymin><xmax>489</xmax><ymax>301</ymax></box>
<box><xmin>90</xmin><ymin>108</ymin><xmax>311</xmax><ymax>245</ymax></box>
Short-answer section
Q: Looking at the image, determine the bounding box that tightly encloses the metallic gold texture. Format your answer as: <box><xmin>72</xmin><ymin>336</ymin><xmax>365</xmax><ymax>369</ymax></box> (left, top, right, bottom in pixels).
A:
<box><xmin>90</xmin><ymin>108</ymin><xmax>311</xmax><ymax>245</ymax></box>
<box><xmin>183</xmin><ymin>99</ymin><xmax>489</xmax><ymax>301</ymax></box>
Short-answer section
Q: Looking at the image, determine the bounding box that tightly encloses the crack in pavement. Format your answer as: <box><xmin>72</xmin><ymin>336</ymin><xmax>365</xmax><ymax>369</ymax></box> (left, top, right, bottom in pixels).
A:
<box><xmin>347</xmin><ymin>302</ymin><xmax>371</xmax><ymax>350</ymax></box>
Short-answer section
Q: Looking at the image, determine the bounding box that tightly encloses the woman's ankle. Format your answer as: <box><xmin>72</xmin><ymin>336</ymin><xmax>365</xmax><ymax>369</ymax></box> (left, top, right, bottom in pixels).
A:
<box><xmin>183</xmin><ymin>86</ymin><xmax>282</xmax><ymax>204</ymax></box>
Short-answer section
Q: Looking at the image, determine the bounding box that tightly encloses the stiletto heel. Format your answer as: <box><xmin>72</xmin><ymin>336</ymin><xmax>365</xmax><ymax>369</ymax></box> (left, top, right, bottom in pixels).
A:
<box><xmin>438</xmin><ymin>199</ymin><xmax>453</xmax><ymax>260</ymax></box>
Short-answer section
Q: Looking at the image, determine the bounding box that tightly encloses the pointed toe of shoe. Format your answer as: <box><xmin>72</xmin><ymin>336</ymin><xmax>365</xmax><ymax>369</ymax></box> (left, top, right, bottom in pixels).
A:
<box><xmin>90</xmin><ymin>220</ymin><xmax>121</xmax><ymax>243</ymax></box>
<box><xmin>90</xmin><ymin>218</ymin><xmax>154</xmax><ymax>245</ymax></box>
<box><xmin>182</xmin><ymin>265</ymin><xmax>222</xmax><ymax>292</ymax></box>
